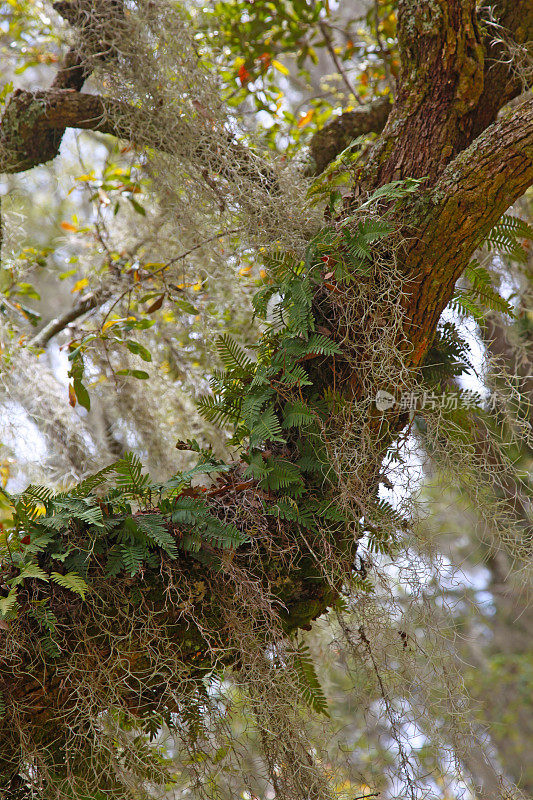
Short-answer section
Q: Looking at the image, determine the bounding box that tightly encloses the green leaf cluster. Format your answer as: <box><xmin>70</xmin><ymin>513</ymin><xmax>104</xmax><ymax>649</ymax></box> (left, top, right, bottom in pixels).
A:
<box><xmin>0</xmin><ymin>453</ymin><xmax>244</xmax><ymax>627</ymax></box>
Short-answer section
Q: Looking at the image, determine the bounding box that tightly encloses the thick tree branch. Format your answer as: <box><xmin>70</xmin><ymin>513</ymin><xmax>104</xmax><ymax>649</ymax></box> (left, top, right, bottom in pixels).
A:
<box><xmin>461</xmin><ymin>0</ymin><xmax>533</xmax><ymax>145</ymax></box>
<box><xmin>308</xmin><ymin>96</ymin><xmax>391</xmax><ymax>175</ymax></box>
<box><xmin>361</xmin><ymin>0</ymin><xmax>484</xmax><ymax>186</ymax></box>
<box><xmin>0</xmin><ymin>88</ymin><xmax>277</xmax><ymax>190</ymax></box>
<box><xmin>400</xmin><ymin>97</ymin><xmax>533</xmax><ymax>364</ymax></box>
<box><xmin>311</xmin><ymin>0</ymin><xmax>533</xmax><ymax>180</ymax></box>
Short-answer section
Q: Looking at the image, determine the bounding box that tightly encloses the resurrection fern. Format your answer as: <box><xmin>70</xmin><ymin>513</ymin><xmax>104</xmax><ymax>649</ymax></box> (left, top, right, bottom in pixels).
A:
<box><xmin>450</xmin><ymin>215</ymin><xmax>533</xmax><ymax>321</ymax></box>
<box><xmin>0</xmin><ymin>182</ymin><xmax>438</xmax><ymax>797</ymax></box>
<box><xmin>293</xmin><ymin>642</ymin><xmax>329</xmax><ymax>716</ymax></box>
<box><xmin>485</xmin><ymin>213</ymin><xmax>533</xmax><ymax>263</ymax></box>
<box><xmin>422</xmin><ymin>321</ymin><xmax>473</xmax><ymax>386</ymax></box>
<box><xmin>0</xmin><ymin>452</ymin><xmax>244</xmax><ymax>618</ymax></box>
<box><xmin>450</xmin><ymin>259</ymin><xmax>514</xmax><ymax>320</ymax></box>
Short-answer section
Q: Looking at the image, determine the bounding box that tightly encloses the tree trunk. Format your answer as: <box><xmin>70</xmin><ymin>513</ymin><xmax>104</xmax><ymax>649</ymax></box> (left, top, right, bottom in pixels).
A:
<box><xmin>1</xmin><ymin>0</ymin><xmax>533</xmax><ymax>791</ymax></box>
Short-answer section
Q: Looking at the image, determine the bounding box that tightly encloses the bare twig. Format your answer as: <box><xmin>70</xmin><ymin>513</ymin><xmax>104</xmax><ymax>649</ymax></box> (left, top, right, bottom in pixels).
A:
<box><xmin>319</xmin><ymin>21</ymin><xmax>362</xmax><ymax>105</ymax></box>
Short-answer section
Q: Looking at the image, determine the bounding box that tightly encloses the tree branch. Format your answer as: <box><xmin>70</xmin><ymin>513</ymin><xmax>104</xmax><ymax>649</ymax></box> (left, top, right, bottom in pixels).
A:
<box><xmin>308</xmin><ymin>96</ymin><xmax>391</xmax><ymax>175</ymax></box>
<box><xmin>461</xmin><ymin>0</ymin><xmax>533</xmax><ymax>146</ymax></box>
<box><xmin>0</xmin><ymin>88</ymin><xmax>278</xmax><ymax>191</ymax></box>
<box><xmin>400</xmin><ymin>96</ymin><xmax>533</xmax><ymax>365</ymax></box>
<box><xmin>318</xmin><ymin>21</ymin><xmax>360</xmax><ymax>101</ymax></box>
<box><xmin>28</xmin><ymin>291</ymin><xmax>104</xmax><ymax>349</ymax></box>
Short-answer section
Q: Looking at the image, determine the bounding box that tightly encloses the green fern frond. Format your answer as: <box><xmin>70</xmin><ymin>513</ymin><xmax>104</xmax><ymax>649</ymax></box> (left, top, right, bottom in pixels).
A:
<box><xmin>19</xmin><ymin>484</ymin><xmax>54</xmax><ymax>506</ymax></box>
<box><xmin>105</xmin><ymin>546</ymin><xmax>124</xmax><ymax>577</ymax></box>
<box><xmin>242</xmin><ymin>386</ymin><xmax>275</xmax><ymax>427</ymax></box>
<box><xmin>73</xmin><ymin>461</ymin><xmax>120</xmax><ymax>497</ymax></box>
<box><xmin>216</xmin><ymin>334</ymin><xmax>254</xmax><ymax>372</ymax></box>
<box><xmin>282</xmin><ymin>400</ymin><xmax>316</xmax><ymax>429</ymax></box>
<box><xmin>135</xmin><ymin>513</ymin><xmax>178</xmax><ymax>558</ymax></box>
<box><xmin>171</xmin><ymin>497</ymin><xmax>210</xmax><ymax>525</ymax></box>
<box><xmin>294</xmin><ymin>643</ymin><xmax>329</xmax><ymax>716</ymax></box>
<box><xmin>243</xmin><ymin>451</ymin><xmax>272</xmax><ymax>480</ymax></box>
<box><xmin>202</xmin><ymin>518</ymin><xmax>248</xmax><ymax>550</ymax></box>
<box><xmin>305</xmin><ymin>334</ymin><xmax>342</xmax><ymax>357</ymax></box>
<box><xmin>119</xmin><ymin>544</ymin><xmax>147</xmax><ymax>577</ymax></box>
<box><xmin>278</xmin><ymin>363</ymin><xmax>312</xmax><ymax>387</ymax></box>
<box><xmin>449</xmin><ymin>293</ymin><xmax>485</xmax><ymax>321</ymax></box>
<box><xmin>262</xmin><ymin>459</ymin><xmax>304</xmax><ymax>491</ymax></box>
<box><xmin>249</xmin><ymin>407</ymin><xmax>285</xmax><ymax>447</ymax></box>
<box><xmin>50</xmin><ymin>571</ymin><xmax>89</xmax><ymax>599</ymax></box>
<box><xmin>0</xmin><ymin>588</ymin><xmax>19</xmax><ymax>618</ymax></box>
<box><xmin>12</xmin><ymin>563</ymin><xmax>50</xmax><ymax>585</ymax></box>
<box><xmin>113</xmin><ymin>452</ymin><xmax>150</xmax><ymax>497</ymax></box>
<box><xmin>486</xmin><ymin>214</ymin><xmax>533</xmax><ymax>262</ymax></box>
<box><xmin>197</xmin><ymin>394</ymin><xmax>241</xmax><ymax>427</ymax></box>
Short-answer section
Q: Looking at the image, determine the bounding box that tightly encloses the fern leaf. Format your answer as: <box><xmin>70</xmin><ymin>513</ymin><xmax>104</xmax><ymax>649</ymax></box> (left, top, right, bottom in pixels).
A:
<box><xmin>305</xmin><ymin>334</ymin><xmax>342</xmax><ymax>357</ymax></box>
<box><xmin>244</xmin><ymin>452</ymin><xmax>272</xmax><ymax>480</ymax></box>
<box><xmin>249</xmin><ymin>408</ymin><xmax>285</xmax><ymax>447</ymax></box>
<box><xmin>50</xmin><ymin>572</ymin><xmax>89</xmax><ymax>599</ymax></box>
<box><xmin>113</xmin><ymin>452</ymin><xmax>150</xmax><ymax>497</ymax></box>
<box><xmin>171</xmin><ymin>497</ymin><xmax>210</xmax><ymax>525</ymax></box>
<box><xmin>197</xmin><ymin>394</ymin><xmax>241</xmax><ymax>427</ymax></box>
<box><xmin>12</xmin><ymin>563</ymin><xmax>50</xmax><ymax>585</ymax></box>
<box><xmin>119</xmin><ymin>544</ymin><xmax>146</xmax><ymax>577</ymax></box>
<box><xmin>282</xmin><ymin>400</ymin><xmax>316</xmax><ymax>429</ymax></box>
<box><xmin>0</xmin><ymin>588</ymin><xmax>19</xmax><ymax>618</ymax></box>
<box><xmin>73</xmin><ymin>461</ymin><xmax>121</xmax><ymax>497</ymax></box>
<box><xmin>202</xmin><ymin>518</ymin><xmax>249</xmax><ymax>550</ymax></box>
<box><xmin>294</xmin><ymin>643</ymin><xmax>329</xmax><ymax>716</ymax></box>
<box><xmin>262</xmin><ymin>459</ymin><xmax>304</xmax><ymax>491</ymax></box>
<box><xmin>242</xmin><ymin>387</ymin><xmax>275</xmax><ymax>427</ymax></box>
<box><xmin>135</xmin><ymin>513</ymin><xmax>178</xmax><ymax>558</ymax></box>
<box><xmin>216</xmin><ymin>335</ymin><xmax>253</xmax><ymax>372</ymax></box>
<box><xmin>105</xmin><ymin>546</ymin><xmax>124</xmax><ymax>577</ymax></box>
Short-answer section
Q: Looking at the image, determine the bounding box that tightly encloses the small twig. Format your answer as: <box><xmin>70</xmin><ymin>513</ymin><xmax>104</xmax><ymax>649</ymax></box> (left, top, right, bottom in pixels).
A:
<box><xmin>206</xmin><ymin>479</ymin><xmax>255</xmax><ymax>498</ymax></box>
<box><xmin>319</xmin><ymin>21</ymin><xmax>362</xmax><ymax>105</ymax></box>
<box><xmin>352</xmin><ymin>795</ymin><xmax>380</xmax><ymax>799</ymax></box>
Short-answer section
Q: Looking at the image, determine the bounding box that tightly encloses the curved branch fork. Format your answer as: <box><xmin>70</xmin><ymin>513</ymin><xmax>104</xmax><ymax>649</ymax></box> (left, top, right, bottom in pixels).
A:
<box><xmin>0</xmin><ymin>89</ymin><xmax>134</xmax><ymax>173</ymax></box>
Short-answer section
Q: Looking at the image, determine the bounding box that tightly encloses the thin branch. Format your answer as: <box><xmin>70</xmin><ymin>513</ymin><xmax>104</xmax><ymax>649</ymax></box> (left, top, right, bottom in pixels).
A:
<box><xmin>28</xmin><ymin>291</ymin><xmax>106</xmax><ymax>349</ymax></box>
<box><xmin>28</xmin><ymin>227</ymin><xmax>243</xmax><ymax>348</ymax></box>
<box><xmin>318</xmin><ymin>21</ymin><xmax>362</xmax><ymax>104</ymax></box>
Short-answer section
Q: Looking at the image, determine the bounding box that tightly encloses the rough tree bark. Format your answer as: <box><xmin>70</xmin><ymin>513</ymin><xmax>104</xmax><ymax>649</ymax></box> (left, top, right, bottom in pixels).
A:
<box><xmin>1</xmin><ymin>0</ymin><xmax>533</xmax><ymax>792</ymax></box>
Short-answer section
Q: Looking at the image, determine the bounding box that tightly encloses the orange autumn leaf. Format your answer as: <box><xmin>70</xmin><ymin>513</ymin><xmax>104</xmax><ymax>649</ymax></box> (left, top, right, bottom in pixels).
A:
<box><xmin>68</xmin><ymin>383</ymin><xmax>77</xmax><ymax>408</ymax></box>
<box><xmin>297</xmin><ymin>109</ymin><xmax>314</xmax><ymax>128</ymax></box>
<box><xmin>60</xmin><ymin>221</ymin><xmax>78</xmax><ymax>232</ymax></box>
<box><xmin>238</xmin><ymin>64</ymin><xmax>251</xmax><ymax>85</ymax></box>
